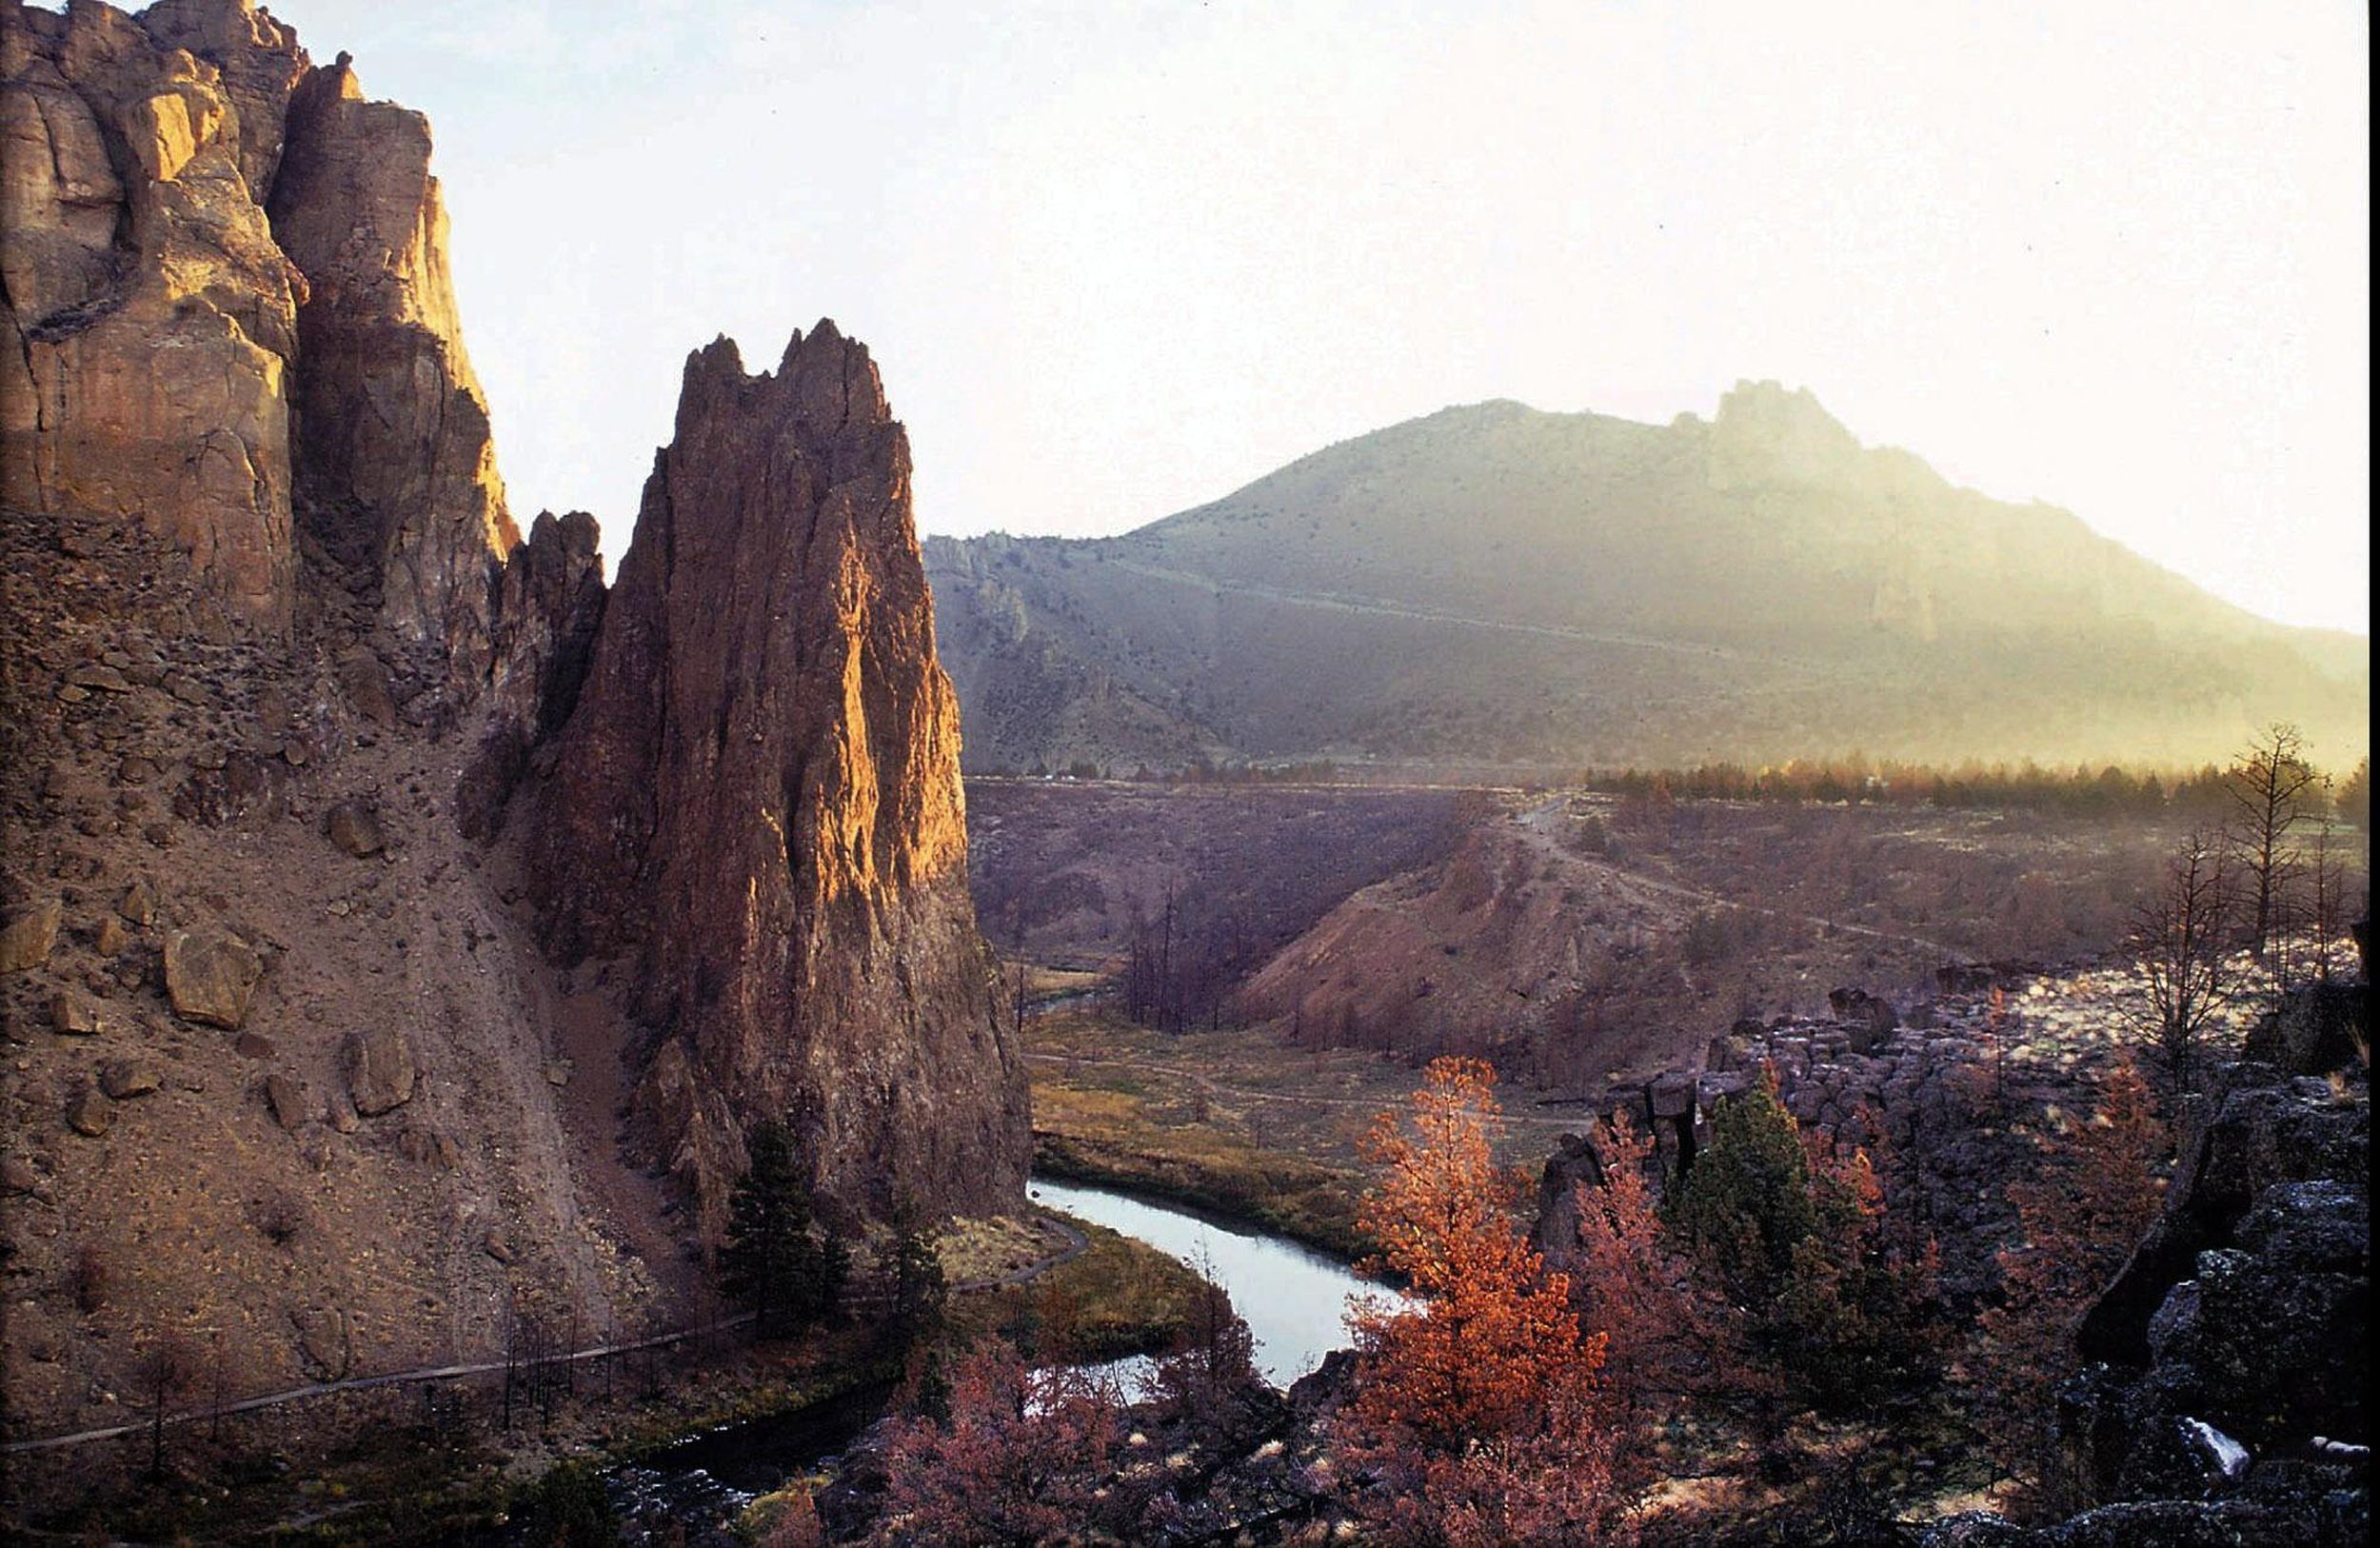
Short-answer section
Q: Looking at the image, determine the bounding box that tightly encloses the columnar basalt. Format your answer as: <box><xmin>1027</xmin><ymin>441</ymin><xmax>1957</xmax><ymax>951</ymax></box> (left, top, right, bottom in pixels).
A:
<box><xmin>530</xmin><ymin>324</ymin><xmax>1029</xmax><ymax>1236</ymax></box>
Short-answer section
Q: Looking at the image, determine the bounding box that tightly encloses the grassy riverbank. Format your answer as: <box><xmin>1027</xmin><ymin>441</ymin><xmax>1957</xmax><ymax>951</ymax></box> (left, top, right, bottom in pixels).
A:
<box><xmin>1034</xmin><ymin>1126</ymin><xmax>1372</xmax><ymax>1262</ymax></box>
<box><xmin>951</xmin><ymin>1210</ymin><xmax>1214</xmax><ymax>1363</ymax></box>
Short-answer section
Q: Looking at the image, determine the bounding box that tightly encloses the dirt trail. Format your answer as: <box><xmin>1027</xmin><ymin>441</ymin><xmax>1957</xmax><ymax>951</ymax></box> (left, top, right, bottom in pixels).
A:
<box><xmin>1511</xmin><ymin>797</ymin><xmax>1968</xmax><ymax>960</ymax></box>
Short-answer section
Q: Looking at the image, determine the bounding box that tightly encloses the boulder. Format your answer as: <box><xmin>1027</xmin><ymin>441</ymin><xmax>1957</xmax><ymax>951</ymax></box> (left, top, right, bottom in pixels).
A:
<box><xmin>2242</xmin><ymin>982</ymin><xmax>2369</xmax><ymax>1079</ymax></box>
<box><xmin>1</xmin><ymin>899</ymin><xmax>62</xmax><ymax>972</ymax></box>
<box><xmin>322</xmin><ymin>799</ymin><xmax>383</xmax><ymax>857</ymax></box>
<box><xmin>263</xmin><ymin>1071</ymin><xmax>308</xmax><ymax>1130</ymax></box>
<box><xmin>344</xmin><ymin>1025</ymin><xmax>414</xmax><ymax>1116</ymax></box>
<box><xmin>163</xmin><ymin>927</ymin><xmax>263</xmax><ymax>1027</ymax></box>
<box><xmin>49</xmin><ymin>992</ymin><xmax>99</xmax><ymax>1035</ymax></box>
<box><xmin>1530</xmin><ymin>1130</ymin><xmax>1606</xmax><ymax>1252</ymax></box>
<box><xmin>98</xmin><ymin>1058</ymin><xmax>159</xmax><ymax>1100</ymax></box>
<box><xmin>395</xmin><ymin>1123</ymin><xmax>457</xmax><ymax>1169</ymax></box>
<box><xmin>65</xmin><ymin>1086</ymin><xmax>110</xmax><ymax>1138</ymax></box>
<box><xmin>290</xmin><ymin>1304</ymin><xmax>351</xmax><ymax>1381</ymax></box>
<box><xmin>1828</xmin><ymin>985</ymin><xmax>1899</xmax><ymax>1052</ymax></box>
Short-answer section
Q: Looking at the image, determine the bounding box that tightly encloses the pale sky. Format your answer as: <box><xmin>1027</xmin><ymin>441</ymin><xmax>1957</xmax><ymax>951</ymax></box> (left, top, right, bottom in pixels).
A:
<box><xmin>261</xmin><ymin>0</ymin><xmax>2370</xmax><ymax>635</ymax></box>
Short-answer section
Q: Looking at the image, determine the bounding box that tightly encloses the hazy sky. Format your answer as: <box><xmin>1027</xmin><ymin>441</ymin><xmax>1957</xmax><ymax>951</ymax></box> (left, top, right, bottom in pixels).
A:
<box><xmin>262</xmin><ymin>0</ymin><xmax>2370</xmax><ymax>634</ymax></box>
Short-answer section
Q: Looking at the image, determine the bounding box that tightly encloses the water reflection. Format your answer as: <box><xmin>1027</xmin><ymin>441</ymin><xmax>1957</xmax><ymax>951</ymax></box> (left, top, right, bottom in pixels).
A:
<box><xmin>1027</xmin><ymin>1178</ymin><xmax>1407</xmax><ymax>1388</ymax></box>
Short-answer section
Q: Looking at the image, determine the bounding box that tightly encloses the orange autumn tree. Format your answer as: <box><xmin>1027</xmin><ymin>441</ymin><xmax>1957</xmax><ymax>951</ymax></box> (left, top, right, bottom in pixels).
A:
<box><xmin>1977</xmin><ymin>1056</ymin><xmax>2170</xmax><ymax>1514</ymax></box>
<box><xmin>1338</xmin><ymin>1057</ymin><xmax>1627</xmax><ymax>1544</ymax></box>
<box><xmin>1570</xmin><ymin>1108</ymin><xmax>1738</xmax><ymax>1444</ymax></box>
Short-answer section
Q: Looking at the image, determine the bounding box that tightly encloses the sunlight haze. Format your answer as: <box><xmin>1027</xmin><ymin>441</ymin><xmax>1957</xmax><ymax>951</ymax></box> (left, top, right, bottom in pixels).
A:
<box><xmin>262</xmin><ymin>0</ymin><xmax>2370</xmax><ymax>635</ymax></box>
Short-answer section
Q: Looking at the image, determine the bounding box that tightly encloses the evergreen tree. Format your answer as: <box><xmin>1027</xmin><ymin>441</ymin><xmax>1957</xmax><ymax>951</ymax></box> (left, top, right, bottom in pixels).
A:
<box><xmin>718</xmin><ymin>1120</ymin><xmax>847</xmax><ymax>1338</ymax></box>
<box><xmin>888</xmin><ymin>1190</ymin><xmax>949</xmax><ymax>1352</ymax></box>
<box><xmin>1672</xmin><ymin>1070</ymin><xmax>1939</xmax><ymax>1413</ymax></box>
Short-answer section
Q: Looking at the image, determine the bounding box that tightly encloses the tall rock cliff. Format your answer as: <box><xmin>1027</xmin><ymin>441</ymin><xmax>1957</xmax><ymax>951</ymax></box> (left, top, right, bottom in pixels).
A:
<box><xmin>529</xmin><ymin>325</ymin><xmax>1026</xmax><ymax>1237</ymax></box>
<box><xmin>268</xmin><ymin>49</ymin><xmax>518</xmax><ymax>678</ymax></box>
<box><xmin>2</xmin><ymin>0</ymin><xmax>308</xmax><ymax>628</ymax></box>
<box><xmin>2</xmin><ymin>0</ymin><xmax>518</xmax><ymax>676</ymax></box>
<box><xmin>3</xmin><ymin>0</ymin><xmax>1024</xmax><ymax>1461</ymax></box>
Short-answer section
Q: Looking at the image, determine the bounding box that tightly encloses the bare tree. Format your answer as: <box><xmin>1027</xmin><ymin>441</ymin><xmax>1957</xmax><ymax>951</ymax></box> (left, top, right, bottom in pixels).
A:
<box><xmin>2125</xmin><ymin>828</ymin><xmax>2239</xmax><ymax>1090</ymax></box>
<box><xmin>2223</xmin><ymin>723</ymin><xmax>2322</xmax><ymax>970</ymax></box>
<box><xmin>2305</xmin><ymin>825</ymin><xmax>2359</xmax><ymax>983</ymax></box>
<box><xmin>135</xmin><ymin>1329</ymin><xmax>203</xmax><ymax>1479</ymax></box>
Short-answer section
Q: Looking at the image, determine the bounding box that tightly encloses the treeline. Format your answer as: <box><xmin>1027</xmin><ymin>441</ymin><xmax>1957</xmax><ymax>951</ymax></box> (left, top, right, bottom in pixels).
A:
<box><xmin>1583</xmin><ymin>753</ymin><xmax>2371</xmax><ymax>823</ymax></box>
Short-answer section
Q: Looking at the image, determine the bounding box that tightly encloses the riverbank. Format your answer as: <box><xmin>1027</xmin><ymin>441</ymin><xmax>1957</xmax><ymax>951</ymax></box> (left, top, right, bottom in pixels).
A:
<box><xmin>1023</xmin><ymin>1005</ymin><xmax>1406</xmax><ymax>1261</ymax></box>
<box><xmin>1033</xmin><ymin>1129</ymin><xmax>1371</xmax><ymax>1261</ymax></box>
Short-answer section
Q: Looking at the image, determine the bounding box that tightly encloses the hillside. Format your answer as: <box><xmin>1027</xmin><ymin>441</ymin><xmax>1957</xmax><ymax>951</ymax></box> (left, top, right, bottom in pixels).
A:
<box><xmin>925</xmin><ymin>386</ymin><xmax>2369</xmax><ymax>774</ymax></box>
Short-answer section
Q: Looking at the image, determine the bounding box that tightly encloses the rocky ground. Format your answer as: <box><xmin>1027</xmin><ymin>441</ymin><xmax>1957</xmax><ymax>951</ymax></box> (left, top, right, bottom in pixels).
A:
<box><xmin>0</xmin><ymin>505</ymin><xmax>684</xmax><ymax>1456</ymax></box>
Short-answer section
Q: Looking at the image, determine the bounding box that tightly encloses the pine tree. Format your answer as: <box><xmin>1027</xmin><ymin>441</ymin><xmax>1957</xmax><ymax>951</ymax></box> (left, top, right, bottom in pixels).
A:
<box><xmin>1671</xmin><ymin>1069</ymin><xmax>1938</xmax><ymax>1413</ymax></box>
<box><xmin>888</xmin><ymin>1191</ymin><xmax>949</xmax><ymax>1353</ymax></box>
<box><xmin>718</xmin><ymin>1120</ymin><xmax>846</xmax><ymax>1339</ymax></box>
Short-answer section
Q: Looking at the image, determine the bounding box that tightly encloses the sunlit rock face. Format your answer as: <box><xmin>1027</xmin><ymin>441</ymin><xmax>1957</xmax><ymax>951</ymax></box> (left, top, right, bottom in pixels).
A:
<box><xmin>530</xmin><ymin>323</ymin><xmax>1029</xmax><ymax>1237</ymax></box>
<box><xmin>2</xmin><ymin>0</ymin><xmax>515</xmax><ymax>661</ymax></box>
<box><xmin>3</xmin><ymin>0</ymin><xmax>308</xmax><ymax>629</ymax></box>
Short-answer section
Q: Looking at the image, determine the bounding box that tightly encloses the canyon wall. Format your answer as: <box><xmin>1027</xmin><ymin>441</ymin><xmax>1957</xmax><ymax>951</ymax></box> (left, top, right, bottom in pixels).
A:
<box><xmin>2</xmin><ymin>0</ymin><xmax>1022</xmax><ymax>1448</ymax></box>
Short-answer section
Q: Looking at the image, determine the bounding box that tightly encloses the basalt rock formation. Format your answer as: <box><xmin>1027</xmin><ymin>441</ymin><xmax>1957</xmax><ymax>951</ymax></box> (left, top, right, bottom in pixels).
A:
<box><xmin>529</xmin><ymin>325</ymin><xmax>1026</xmax><ymax>1238</ymax></box>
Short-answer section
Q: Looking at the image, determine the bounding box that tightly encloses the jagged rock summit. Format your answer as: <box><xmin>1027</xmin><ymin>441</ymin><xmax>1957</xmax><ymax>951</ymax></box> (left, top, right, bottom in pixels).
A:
<box><xmin>530</xmin><ymin>323</ymin><xmax>1029</xmax><ymax>1237</ymax></box>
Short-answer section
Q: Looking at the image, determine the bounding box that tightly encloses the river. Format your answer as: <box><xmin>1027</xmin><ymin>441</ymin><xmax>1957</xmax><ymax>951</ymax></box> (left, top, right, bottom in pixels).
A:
<box><xmin>1025</xmin><ymin>1177</ymin><xmax>1398</xmax><ymax>1390</ymax></box>
<box><xmin>600</xmin><ymin>1178</ymin><xmax>1392</xmax><ymax>1541</ymax></box>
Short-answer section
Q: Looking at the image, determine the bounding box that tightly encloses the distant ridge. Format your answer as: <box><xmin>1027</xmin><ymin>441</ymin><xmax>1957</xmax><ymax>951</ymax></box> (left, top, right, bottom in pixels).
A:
<box><xmin>925</xmin><ymin>384</ymin><xmax>2368</xmax><ymax>774</ymax></box>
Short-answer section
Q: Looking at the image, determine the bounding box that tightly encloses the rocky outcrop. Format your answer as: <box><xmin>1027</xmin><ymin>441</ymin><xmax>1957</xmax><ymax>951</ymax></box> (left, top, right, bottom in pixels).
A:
<box><xmin>529</xmin><ymin>324</ymin><xmax>1028</xmax><ymax>1234</ymax></box>
<box><xmin>268</xmin><ymin>49</ymin><xmax>519</xmax><ymax>673</ymax></box>
<box><xmin>455</xmin><ymin>508</ymin><xmax>605</xmax><ymax>840</ymax></box>
<box><xmin>1927</xmin><ymin>1063</ymin><xmax>2371</xmax><ymax>1546</ymax></box>
<box><xmin>3</xmin><ymin>0</ymin><xmax>308</xmax><ymax>628</ymax></box>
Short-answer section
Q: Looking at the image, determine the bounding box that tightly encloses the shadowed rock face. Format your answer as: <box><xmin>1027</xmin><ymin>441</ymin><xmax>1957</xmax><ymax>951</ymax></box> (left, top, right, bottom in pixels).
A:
<box><xmin>531</xmin><ymin>324</ymin><xmax>1029</xmax><ymax>1236</ymax></box>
